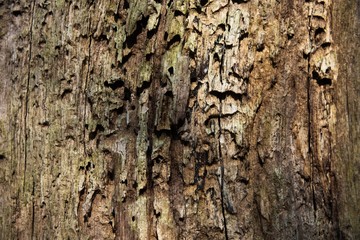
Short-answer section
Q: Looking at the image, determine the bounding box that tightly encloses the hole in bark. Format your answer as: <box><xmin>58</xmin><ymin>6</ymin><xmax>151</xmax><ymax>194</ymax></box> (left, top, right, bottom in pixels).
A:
<box><xmin>312</xmin><ymin>70</ymin><xmax>332</xmax><ymax>86</ymax></box>
<box><xmin>239</xmin><ymin>177</ymin><xmax>249</xmax><ymax>185</ymax></box>
<box><xmin>147</xmin><ymin>16</ymin><xmax>159</xmax><ymax>39</ymax></box>
<box><xmin>167</xmin><ymin>0</ymin><xmax>173</xmax><ymax>7</ymax></box>
<box><xmin>147</xmin><ymin>28</ymin><xmax>157</xmax><ymax>39</ymax></box>
<box><xmin>111</xmin><ymin>106</ymin><xmax>124</xmax><ymax>116</ymax></box>
<box><xmin>61</xmin><ymin>89</ymin><xmax>72</xmax><ymax>99</ymax></box>
<box><xmin>321</xmin><ymin>42</ymin><xmax>331</xmax><ymax>48</ymax></box>
<box><xmin>154</xmin><ymin>210</ymin><xmax>161</xmax><ymax>218</ymax></box>
<box><xmin>124</xmin><ymin>87</ymin><xmax>131</xmax><ymax>101</ymax></box>
<box><xmin>120</xmin><ymin>52</ymin><xmax>133</xmax><ymax>65</ymax></box>
<box><xmin>132</xmin><ymin>216</ymin><xmax>135</xmax><ymax>221</ymax></box>
<box><xmin>239</xmin><ymin>32</ymin><xmax>249</xmax><ymax>41</ymax></box>
<box><xmin>218</xmin><ymin>23</ymin><xmax>226</xmax><ymax>31</ymax></box>
<box><xmin>316</xmin><ymin>78</ymin><xmax>332</xmax><ymax>86</ymax></box>
<box><xmin>121</xmin><ymin>179</ymin><xmax>127</xmax><ymax>185</ymax></box>
<box><xmin>86</xmin><ymin>162</ymin><xmax>92</xmax><ymax>171</ymax></box>
<box><xmin>314</xmin><ymin>28</ymin><xmax>325</xmax><ymax>36</ymax></box>
<box><xmin>0</xmin><ymin>154</ymin><xmax>5</xmax><ymax>161</ymax></box>
<box><xmin>104</xmin><ymin>79</ymin><xmax>124</xmax><ymax>90</ymax></box>
<box><xmin>113</xmin><ymin>12</ymin><xmax>121</xmax><ymax>22</ymax></box>
<box><xmin>124</xmin><ymin>0</ymin><xmax>129</xmax><ymax>9</ymax></box>
<box><xmin>89</xmin><ymin>124</ymin><xmax>105</xmax><ymax>140</ymax></box>
<box><xmin>139</xmin><ymin>186</ymin><xmax>147</xmax><ymax>195</ymax></box>
<box><xmin>136</xmin><ymin>81</ymin><xmax>151</xmax><ymax>96</ymax></box>
<box><xmin>107</xmin><ymin>170</ymin><xmax>115</xmax><ymax>181</ymax></box>
<box><xmin>209</xmin><ymin>90</ymin><xmax>243</xmax><ymax>101</ymax></box>
<box><xmin>167</xmin><ymin>35</ymin><xmax>181</xmax><ymax>49</ymax></box>
<box><xmin>125</xmin><ymin>16</ymin><xmax>149</xmax><ymax>48</ymax></box>
<box><xmin>168</xmin><ymin>67</ymin><xmax>174</xmax><ymax>75</ymax></box>
<box><xmin>214</xmin><ymin>53</ymin><xmax>220</xmax><ymax>62</ymax></box>
<box><xmin>303</xmin><ymin>51</ymin><xmax>309</xmax><ymax>59</ymax></box>
<box><xmin>189</xmin><ymin>50</ymin><xmax>196</xmax><ymax>59</ymax></box>
<box><xmin>12</xmin><ymin>10</ymin><xmax>23</xmax><ymax>17</ymax></box>
<box><xmin>79</xmin><ymin>187</ymin><xmax>85</xmax><ymax>197</ymax></box>
<box><xmin>232</xmin><ymin>0</ymin><xmax>247</xmax><ymax>3</ymax></box>
<box><xmin>195</xmin><ymin>5</ymin><xmax>202</xmax><ymax>13</ymax></box>
<box><xmin>165</xmin><ymin>90</ymin><xmax>173</xmax><ymax>97</ymax></box>
<box><xmin>190</xmin><ymin>68</ymin><xmax>197</xmax><ymax>82</ymax></box>
<box><xmin>200</xmin><ymin>0</ymin><xmax>209</xmax><ymax>6</ymax></box>
<box><xmin>256</xmin><ymin>43</ymin><xmax>265</xmax><ymax>51</ymax></box>
<box><xmin>131</xmin><ymin>105</ymin><xmax>136</xmax><ymax>110</ymax></box>
<box><xmin>102</xmin><ymin>149</ymin><xmax>111</xmax><ymax>155</ymax></box>
<box><xmin>94</xmin><ymin>33</ymin><xmax>109</xmax><ymax>42</ymax></box>
<box><xmin>146</xmin><ymin>53</ymin><xmax>153</xmax><ymax>61</ymax></box>
<box><xmin>39</xmin><ymin>120</ymin><xmax>50</xmax><ymax>127</ymax></box>
<box><xmin>174</xmin><ymin>10</ymin><xmax>184</xmax><ymax>16</ymax></box>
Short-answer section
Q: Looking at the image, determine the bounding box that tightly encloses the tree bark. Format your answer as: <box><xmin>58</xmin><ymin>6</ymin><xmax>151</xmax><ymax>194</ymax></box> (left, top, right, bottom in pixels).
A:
<box><xmin>0</xmin><ymin>0</ymin><xmax>359</xmax><ymax>239</ymax></box>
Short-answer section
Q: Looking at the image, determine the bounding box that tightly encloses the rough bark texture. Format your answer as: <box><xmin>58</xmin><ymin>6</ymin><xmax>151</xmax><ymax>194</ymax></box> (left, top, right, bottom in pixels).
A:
<box><xmin>0</xmin><ymin>0</ymin><xmax>359</xmax><ymax>239</ymax></box>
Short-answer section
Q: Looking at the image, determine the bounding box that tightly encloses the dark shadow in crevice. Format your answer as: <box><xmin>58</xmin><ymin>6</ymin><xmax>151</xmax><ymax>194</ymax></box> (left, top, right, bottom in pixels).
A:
<box><xmin>124</xmin><ymin>15</ymin><xmax>149</xmax><ymax>49</ymax></box>
<box><xmin>136</xmin><ymin>81</ymin><xmax>151</xmax><ymax>96</ymax></box>
<box><xmin>104</xmin><ymin>78</ymin><xmax>124</xmax><ymax>90</ymax></box>
<box><xmin>209</xmin><ymin>90</ymin><xmax>244</xmax><ymax>101</ymax></box>
<box><xmin>89</xmin><ymin>124</ymin><xmax>105</xmax><ymax>140</ymax></box>
<box><xmin>312</xmin><ymin>70</ymin><xmax>332</xmax><ymax>86</ymax></box>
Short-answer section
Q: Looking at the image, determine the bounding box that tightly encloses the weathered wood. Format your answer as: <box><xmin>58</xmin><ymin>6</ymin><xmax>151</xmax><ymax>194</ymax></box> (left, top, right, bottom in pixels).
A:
<box><xmin>0</xmin><ymin>0</ymin><xmax>359</xmax><ymax>239</ymax></box>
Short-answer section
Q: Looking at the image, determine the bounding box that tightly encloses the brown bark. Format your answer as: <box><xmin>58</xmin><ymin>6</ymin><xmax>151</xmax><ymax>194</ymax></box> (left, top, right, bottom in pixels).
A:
<box><xmin>0</xmin><ymin>0</ymin><xmax>359</xmax><ymax>239</ymax></box>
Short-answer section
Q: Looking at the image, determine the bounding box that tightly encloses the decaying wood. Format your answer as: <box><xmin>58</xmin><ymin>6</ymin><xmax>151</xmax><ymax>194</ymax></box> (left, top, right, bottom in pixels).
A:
<box><xmin>0</xmin><ymin>0</ymin><xmax>359</xmax><ymax>239</ymax></box>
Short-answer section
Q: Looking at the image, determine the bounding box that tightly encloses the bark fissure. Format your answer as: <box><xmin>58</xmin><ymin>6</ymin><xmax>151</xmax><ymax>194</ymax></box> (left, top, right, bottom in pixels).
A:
<box><xmin>218</xmin><ymin>45</ymin><xmax>228</xmax><ymax>240</ymax></box>
<box><xmin>31</xmin><ymin>179</ymin><xmax>35</xmax><ymax>239</ymax></box>
<box><xmin>23</xmin><ymin>0</ymin><xmax>36</xmax><ymax>192</ymax></box>
<box><xmin>217</xmin><ymin>108</ymin><xmax>229</xmax><ymax>240</ymax></box>
<box><xmin>143</xmin><ymin>0</ymin><xmax>169</xmax><ymax>237</ymax></box>
<box><xmin>307</xmin><ymin>2</ymin><xmax>317</xmax><ymax>219</ymax></box>
<box><xmin>83</xmin><ymin>8</ymin><xmax>93</xmax><ymax>156</ymax></box>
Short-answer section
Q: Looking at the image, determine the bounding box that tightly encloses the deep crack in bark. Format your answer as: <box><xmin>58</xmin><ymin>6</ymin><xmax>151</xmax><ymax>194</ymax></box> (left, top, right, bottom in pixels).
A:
<box><xmin>24</xmin><ymin>0</ymin><xmax>36</xmax><ymax>193</ymax></box>
<box><xmin>218</xmin><ymin>35</ymin><xmax>229</xmax><ymax>240</ymax></box>
<box><xmin>83</xmin><ymin>7</ymin><xmax>93</xmax><ymax>156</ymax></box>
<box><xmin>307</xmin><ymin>2</ymin><xmax>317</xmax><ymax>219</ymax></box>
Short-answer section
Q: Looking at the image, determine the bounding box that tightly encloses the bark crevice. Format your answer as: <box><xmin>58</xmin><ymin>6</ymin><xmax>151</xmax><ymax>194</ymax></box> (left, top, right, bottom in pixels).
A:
<box><xmin>218</xmin><ymin>42</ymin><xmax>228</xmax><ymax>240</ymax></box>
<box><xmin>23</xmin><ymin>0</ymin><xmax>36</xmax><ymax>192</ymax></box>
<box><xmin>306</xmin><ymin>2</ymin><xmax>317</xmax><ymax>219</ymax></box>
<box><xmin>83</xmin><ymin>8</ymin><xmax>93</xmax><ymax>156</ymax></box>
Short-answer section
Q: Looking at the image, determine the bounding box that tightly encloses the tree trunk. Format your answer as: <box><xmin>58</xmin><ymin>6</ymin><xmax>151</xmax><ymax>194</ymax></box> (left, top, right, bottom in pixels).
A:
<box><xmin>0</xmin><ymin>0</ymin><xmax>359</xmax><ymax>239</ymax></box>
